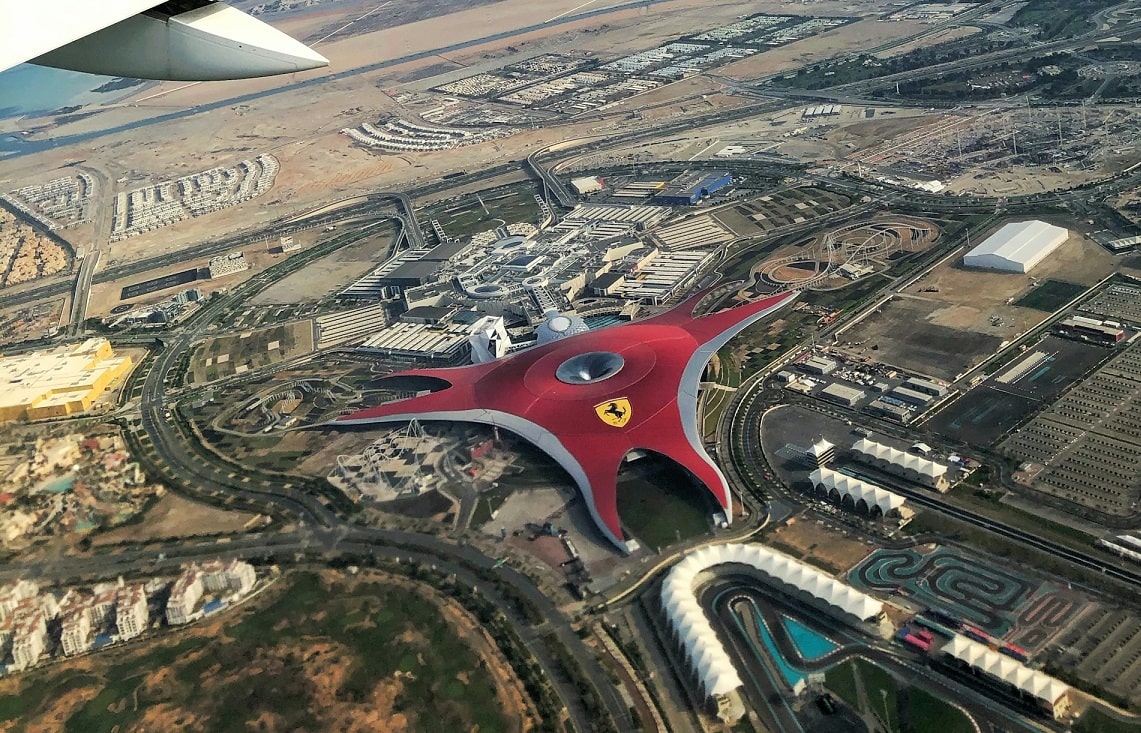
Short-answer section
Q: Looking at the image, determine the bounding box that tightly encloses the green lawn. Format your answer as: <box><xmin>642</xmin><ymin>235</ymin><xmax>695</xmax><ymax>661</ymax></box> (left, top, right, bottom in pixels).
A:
<box><xmin>823</xmin><ymin>659</ymin><xmax>908</xmax><ymax>733</ymax></box>
<box><xmin>1013</xmin><ymin>279</ymin><xmax>1087</xmax><ymax>312</ymax></box>
<box><xmin>903</xmin><ymin>687</ymin><xmax>975</xmax><ymax>733</ymax></box>
<box><xmin>617</xmin><ymin>460</ymin><xmax>712</xmax><ymax>550</ymax></box>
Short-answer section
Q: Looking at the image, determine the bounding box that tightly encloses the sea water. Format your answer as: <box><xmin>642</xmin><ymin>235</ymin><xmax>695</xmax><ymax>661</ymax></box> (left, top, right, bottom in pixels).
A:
<box><xmin>0</xmin><ymin>64</ymin><xmax>115</xmax><ymax>119</ymax></box>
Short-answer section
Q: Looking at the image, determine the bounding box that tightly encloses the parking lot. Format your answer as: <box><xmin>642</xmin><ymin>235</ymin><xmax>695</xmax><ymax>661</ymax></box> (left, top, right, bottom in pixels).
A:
<box><xmin>1048</xmin><ymin>605</ymin><xmax>1141</xmax><ymax>710</ymax></box>
<box><xmin>1000</xmin><ymin>341</ymin><xmax>1141</xmax><ymax>517</ymax></box>
<box><xmin>926</xmin><ymin>335</ymin><xmax>1111</xmax><ymax>446</ymax></box>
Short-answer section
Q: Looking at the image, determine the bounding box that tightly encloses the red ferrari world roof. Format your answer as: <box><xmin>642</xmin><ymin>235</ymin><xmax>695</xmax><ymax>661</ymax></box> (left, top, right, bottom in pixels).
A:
<box><xmin>336</xmin><ymin>290</ymin><xmax>797</xmax><ymax>551</ymax></box>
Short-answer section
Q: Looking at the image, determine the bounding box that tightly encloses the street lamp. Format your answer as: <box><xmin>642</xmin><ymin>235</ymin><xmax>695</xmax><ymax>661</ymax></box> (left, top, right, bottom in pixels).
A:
<box><xmin>879</xmin><ymin>688</ymin><xmax>891</xmax><ymax>732</ymax></box>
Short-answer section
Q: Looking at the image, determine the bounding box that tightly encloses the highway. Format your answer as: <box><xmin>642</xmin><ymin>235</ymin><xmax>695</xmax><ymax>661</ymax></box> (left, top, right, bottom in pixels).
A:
<box><xmin>65</xmin><ymin>248</ymin><xmax>99</xmax><ymax>335</ymax></box>
<box><xmin>107</xmin><ymin>270</ymin><xmax>633</xmax><ymax>731</ymax></box>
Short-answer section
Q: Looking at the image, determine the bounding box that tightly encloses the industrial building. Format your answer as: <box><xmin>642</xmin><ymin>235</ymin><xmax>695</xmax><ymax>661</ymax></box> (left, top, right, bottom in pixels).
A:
<box><xmin>963</xmin><ymin>221</ymin><xmax>1069</xmax><ymax>273</ymax></box>
<box><xmin>866</xmin><ymin>398</ymin><xmax>914</xmax><ymax>423</ymax></box>
<box><xmin>850</xmin><ymin>437</ymin><xmax>951</xmax><ymax>491</ymax></box>
<box><xmin>654</xmin><ymin>170</ymin><xmax>731</xmax><ymax>206</ymax></box>
<box><xmin>659</xmin><ymin>543</ymin><xmax>884</xmax><ymax>721</ymax></box>
<box><xmin>0</xmin><ymin>339</ymin><xmax>133</xmax><ymax>422</ymax></box>
<box><xmin>1053</xmin><ymin>315</ymin><xmax>1125</xmax><ymax>345</ymax></box>
<box><xmin>570</xmin><ymin>176</ymin><xmax>604</xmax><ymax>195</ymax></box>
<box><xmin>801</xmin><ymin>355</ymin><xmax>838</xmax><ymax>375</ymax></box>
<box><xmin>820</xmin><ymin>382</ymin><xmax>865</xmax><ymax>407</ymax></box>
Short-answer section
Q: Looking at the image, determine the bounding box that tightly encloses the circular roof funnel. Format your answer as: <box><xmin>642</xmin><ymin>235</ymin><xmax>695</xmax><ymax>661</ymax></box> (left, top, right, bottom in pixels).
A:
<box><xmin>556</xmin><ymin>351</ymin><xmax>625</xmax><ymax>384</ymax></box>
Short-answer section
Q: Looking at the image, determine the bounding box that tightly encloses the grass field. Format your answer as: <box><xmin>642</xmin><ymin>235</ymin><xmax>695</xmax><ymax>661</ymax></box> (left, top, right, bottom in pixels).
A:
<box><xmin>189</xmin><ymin>320</ymin><xmax>315</xmax><ymax>383</ymax></box>
<box><xmin>0</xmin><ymin>572</ymin><xmax>523</xmax><ymax>732</ymax></box>
<box><xmin>701</xmin><ymin>347</ymin><xmax>742</xmax><ymax>439</ymax></box>
<box><xmin>826</xmin><ymin>659</ymin><xmax>977</xmax><ymax>733</ymax></box>
<box><xmin>616</xmin><ymin>458</ymin><xmax>712</xmax><ymax>550</ymax></box>
<box><xmin>1014</xmin><ymin>279</ymin><xmax>1087</xmax><ymax>312</ymax></box>
<box><xmin>826</xmin><ymin>658</ymin><xmax>901</xmax><ymax>732</ymax></box>
<box><xmin>421</xmin><ymin>184</ymin><xmax>544</xmax><ymax>240</ymax></box>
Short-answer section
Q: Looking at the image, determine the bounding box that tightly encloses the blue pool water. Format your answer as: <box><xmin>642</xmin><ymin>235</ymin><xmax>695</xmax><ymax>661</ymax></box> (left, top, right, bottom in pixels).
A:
<box><xmin>39</xmin><ymin>475</ymin><xmax>76</xmax><ymax>494</ymax></box>
<box><xmin>750</xmin><ymin>613</ymin><xmax>806</xmax><ymax>686</ymax></box>
<box><xmin>781</xmin><ymin>616</ymin><xmax>839</xmax><ymax>661</ymax></box>
<box><xmin>727</xmin><ymin>598</ymin><xmax>807</xmax><ymax>687</ymax></box>
<box><xmin>584</xmin><ymin>314</ymin><xmax>623</xmax><ymax>330</ymax></box>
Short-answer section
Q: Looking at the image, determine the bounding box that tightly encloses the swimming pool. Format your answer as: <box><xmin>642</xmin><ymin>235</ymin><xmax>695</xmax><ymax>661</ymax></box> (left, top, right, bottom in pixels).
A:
<box><xmin>584</xmin><ymin>314</ymin><xmax>623</xmax><ymax>330</ymax></box>
<box><xmin>781</xmin><ymin>616</ymin><xmax>839</xmax><ymax>661</ymax></box>
<box><xmin>38</xmin><ymin>475</ymin><xmax>76</xmax><ymax>494</ymax></box>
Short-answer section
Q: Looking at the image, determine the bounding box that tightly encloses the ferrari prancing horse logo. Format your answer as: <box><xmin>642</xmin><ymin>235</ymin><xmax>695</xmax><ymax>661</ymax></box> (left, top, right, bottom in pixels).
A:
<box><xmin>595</xmin><ymin>397</ymin><xmax>632</xmax><ymax>428</ymax></box>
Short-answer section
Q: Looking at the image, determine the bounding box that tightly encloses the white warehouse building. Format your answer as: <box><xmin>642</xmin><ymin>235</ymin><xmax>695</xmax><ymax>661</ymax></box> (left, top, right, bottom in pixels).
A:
<box><xmin>963</xmin><ymin>220</ymin><xmax>1069</xmax><ymax>273</ymax></box>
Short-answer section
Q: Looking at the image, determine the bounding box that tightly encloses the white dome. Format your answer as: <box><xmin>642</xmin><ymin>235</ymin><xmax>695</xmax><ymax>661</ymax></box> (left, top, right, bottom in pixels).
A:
<box><xmin>535</xmin><ymin>311</ymin><xmax>589</xmax><ymax>345</ymax></box>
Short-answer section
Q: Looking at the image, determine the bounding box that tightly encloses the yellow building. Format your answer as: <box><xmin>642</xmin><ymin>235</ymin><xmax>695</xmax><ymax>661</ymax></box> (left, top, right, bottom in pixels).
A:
<box><xmin>0</xmin><ymin>339</ymin><xmax>133</xmax><ymax>422</ymax></box>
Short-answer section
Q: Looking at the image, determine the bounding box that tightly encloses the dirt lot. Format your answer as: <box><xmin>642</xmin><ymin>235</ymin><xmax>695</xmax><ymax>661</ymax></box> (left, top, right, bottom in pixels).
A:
<box><xmin>92</xmin><ymin>492</ymin><xmax>258</xmax><ymax>545</ymax></box>
<box><xmin>717</xmin><ymin>18</ymin><xmax>926</xmax><ymax>80</ymax></box>
<box><xmin>838</xmin><ymin>231</ymin><xmax>1117</xmax><ymax>380</ymax></box>
<box><xmin>250</xmin><ymin>225</ymin><xmax>397</xmax><ymax>305</ymax></box>
<box><xmin>764</xmin><ymin>515</ymin><xmax>875</xmax><ymax>575</ymax></box>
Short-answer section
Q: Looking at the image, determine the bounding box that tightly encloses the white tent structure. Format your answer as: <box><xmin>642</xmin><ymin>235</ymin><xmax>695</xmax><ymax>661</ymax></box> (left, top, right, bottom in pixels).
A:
<box><xmin>810</xmin><ymin>467</ymin><xmax>906</xmax><ymax>516</ymax></box>
<box><xmin>963</xmin><ymin>221</ymin><xmax>1068</xmax><ymax>273</ymax></box>
<box><xmin>660</xmin><ymin>543</ymin><xmax>884</xmax><ymax>699</ymax></box>
<box><xmin>850</xmin><ymin>438</ymin><xmax>949</xmax><ymax>489</ymax></box>
<box><xmin>942</xmin><ymin>635</ymin><xmax>1070</xmax><ymax>719</ymax></box>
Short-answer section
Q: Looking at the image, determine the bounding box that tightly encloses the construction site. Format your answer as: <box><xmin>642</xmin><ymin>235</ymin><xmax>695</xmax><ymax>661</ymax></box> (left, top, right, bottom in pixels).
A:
<box><xmin>845</xmin><ymin>104</ymin><xmax>1141</xmax><ymax>196</ymax></box>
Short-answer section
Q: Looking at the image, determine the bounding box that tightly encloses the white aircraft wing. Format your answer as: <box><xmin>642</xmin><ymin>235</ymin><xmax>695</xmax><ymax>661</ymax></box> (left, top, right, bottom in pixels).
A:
<box><xmin>0</xmin><ymin>1</ymin><xmax>328</xmax><ymax>81</ymax></box>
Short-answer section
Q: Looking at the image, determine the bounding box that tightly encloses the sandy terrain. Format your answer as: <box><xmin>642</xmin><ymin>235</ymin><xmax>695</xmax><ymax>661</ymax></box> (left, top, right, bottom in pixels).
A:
<box><xmin>766</xmin><ymin>515</ymin><xmax>875</xmax><ymax>575</ymax></box>
<box><xmin>0</xmin><ymin>0</ymin><xmax>905</xmax><ymax>231</ymax></box>
<box><xmin>874</xmin><ymin>25</ymin><xmax>982</xmax><ymax>58</ymax></box>
<box><xmin>718</xmin><ymin>18</ymin><xmax>927</xmax><ymax>80</ymax></box>
<box><xmin>92</xmin><ymin>492</ymin><xmax>259</xmax><ymax>545</ymax></box>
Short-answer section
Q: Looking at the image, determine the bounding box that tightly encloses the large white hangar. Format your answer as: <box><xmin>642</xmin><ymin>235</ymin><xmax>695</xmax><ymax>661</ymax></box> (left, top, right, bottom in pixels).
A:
<box><xmin>963</xmin><ymin>220</ymin><xmax>1069</xmax><ymax>273</ymax></box>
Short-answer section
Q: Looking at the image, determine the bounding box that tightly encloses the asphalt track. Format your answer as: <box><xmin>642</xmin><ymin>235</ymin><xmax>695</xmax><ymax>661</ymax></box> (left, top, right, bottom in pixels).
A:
<box><xmin>850</xmin><ymin>548</ymin><xmax>1032</xmax><ymax>635</ymax></box>
<box><xmin>701</xmin><ymin>577</ymin><xmax>1048</xmax><ymax>733</ymax></box>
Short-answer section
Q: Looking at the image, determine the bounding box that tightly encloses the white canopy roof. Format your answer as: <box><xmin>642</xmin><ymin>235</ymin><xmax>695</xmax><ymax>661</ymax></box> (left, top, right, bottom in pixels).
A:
<box><xmin>660</xmin><ymin>543</ymin><xmax>884</xmax><ymax>697</ymax></box>
<box><xmin>851</xmin><ymin>438</ymin><xmax>948</xmax><ymax>479</ymax></box>
<box><xmin>943</xmin><ymin>635</ymin><xmax>1069</xmax><ymax>704</ymax></box>
<box><xmin>810</xmin><ymin>467</ymin><xmax>906</xmax><ymax>514</ymax></box>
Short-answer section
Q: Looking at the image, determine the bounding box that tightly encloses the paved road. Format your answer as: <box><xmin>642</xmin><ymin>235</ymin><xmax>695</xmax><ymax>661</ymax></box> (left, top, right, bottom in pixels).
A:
<box><xmin>113</xmin><ymin>280</ymin><xmax>631</xmax><ymax>731</ymax></box>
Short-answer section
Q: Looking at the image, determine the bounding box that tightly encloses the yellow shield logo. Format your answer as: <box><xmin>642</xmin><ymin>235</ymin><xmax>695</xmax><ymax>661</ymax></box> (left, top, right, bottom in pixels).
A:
<box><xmin>595</xmin><ymin>398</ymin><xmax>632</xmax><ymax>428</ymax></box>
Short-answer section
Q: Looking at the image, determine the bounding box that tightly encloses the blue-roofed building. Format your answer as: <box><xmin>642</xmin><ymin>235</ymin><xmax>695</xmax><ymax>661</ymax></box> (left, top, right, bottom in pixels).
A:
<box><xmin>654</xmin><ymin>170</ymin><xmax>731</xmax><ymax>206</ymax></box>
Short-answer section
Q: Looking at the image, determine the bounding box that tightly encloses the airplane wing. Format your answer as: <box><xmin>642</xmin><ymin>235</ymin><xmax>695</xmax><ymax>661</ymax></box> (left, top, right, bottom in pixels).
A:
<box><xmin>0</xmin><ymin>1</ymin><xmax>328</xmax><ymax>81</ymax></box>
